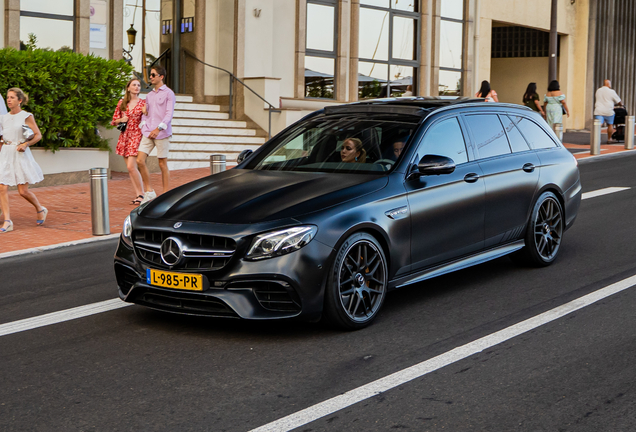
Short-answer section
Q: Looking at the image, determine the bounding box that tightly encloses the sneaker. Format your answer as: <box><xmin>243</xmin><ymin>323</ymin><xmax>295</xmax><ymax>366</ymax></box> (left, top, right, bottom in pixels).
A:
<box><xmin>141</xmin><ymin>190</ymin><xmax>157</xmax><ymax>204</ymax></box>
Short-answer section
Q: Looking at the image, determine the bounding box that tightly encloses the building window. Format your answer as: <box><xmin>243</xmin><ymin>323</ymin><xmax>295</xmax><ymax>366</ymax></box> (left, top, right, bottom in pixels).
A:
<box><xmin>439</xmin><ymin>0</ymin><xmax>463</xmax><ymax>96</ymax></box>
<box><xmin>20</xmin><ymin>0</ymin><xmax>75</xmax><ymax>51</ymax></box>
<box><xmin>358</xmin><ymin>0</ymin><xmax>418</xmax><ymax>99</ymax></box>
<box><xmin>491</xmin><ymin>26</ymin><xmax>556</xmax><ymax>58</ymax></box>
<box><xmin>305</xmin><ymin>0</ymin><xmax>337</xmax><ymax>99</ymax></box>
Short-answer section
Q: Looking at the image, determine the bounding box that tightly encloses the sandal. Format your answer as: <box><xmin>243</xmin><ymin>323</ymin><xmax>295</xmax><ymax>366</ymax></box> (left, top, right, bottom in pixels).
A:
<box><xmin>36</xmin><ymin>207</ymin><xmax>48</xmax><ymax>225</ymax></box>
<box><xmin>0</xmin><ymin>220</ymin><xmax>13</xmax><ymax>233</ymax></box>
<box><xmin>131</xmin><ymin>195</ymin><xmax>144</xmax><ymax>205</ymax></box>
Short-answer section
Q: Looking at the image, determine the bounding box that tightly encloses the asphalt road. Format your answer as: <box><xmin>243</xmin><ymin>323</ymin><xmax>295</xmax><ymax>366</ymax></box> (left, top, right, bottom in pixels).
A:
<box><xmin>1</xmin><ymin>153</ymin><xmax>636</xmax><ymax>431</ymax></box>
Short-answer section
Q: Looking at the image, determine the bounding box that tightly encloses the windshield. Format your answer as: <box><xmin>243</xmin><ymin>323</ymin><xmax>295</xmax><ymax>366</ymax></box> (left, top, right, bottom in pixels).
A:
<box><xmin>248</xmin><ymin>114</ymin><xmax>421</xmax><ymax>173</ymax></box>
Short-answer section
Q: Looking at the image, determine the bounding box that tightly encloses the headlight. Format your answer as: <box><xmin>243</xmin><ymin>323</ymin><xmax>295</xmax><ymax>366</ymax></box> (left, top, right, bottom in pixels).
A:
<box><xmin>122</xmin><ymin>215</ymin><xmax>133</xmax><ymax>248</ymax></box>
<box><xmin>246</xmin><ymin>226</ymin><xmax>317</xmax><ymax>260</ymax></box>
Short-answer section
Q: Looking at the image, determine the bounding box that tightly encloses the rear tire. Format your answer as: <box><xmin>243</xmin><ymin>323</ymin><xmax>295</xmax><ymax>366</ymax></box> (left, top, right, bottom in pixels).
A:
<box><xmin>511</xmin><ymin>191</ymin><xmax>564</xmax><ymax>267</ymax></box>
<box><xmin>323</xmin><ymin>233</ymin><xmax>388</xmax><ymax>330</ymax></box>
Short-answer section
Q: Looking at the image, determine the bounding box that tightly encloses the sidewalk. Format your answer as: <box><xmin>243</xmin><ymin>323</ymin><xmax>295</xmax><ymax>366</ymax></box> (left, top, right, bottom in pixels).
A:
<box><xmin>1</xmin><ymin>140</ymin><xmax>635</xmax><ymax>258</ymax></box>
<box><xmin>0</xmin><ymin>168</ymin><xmax>210</xmax><ymax>256</ymax></box>
<box><xmin>563</xmin><ymin>129</ymin><xmax>634</xmax><ymax>159</ymax></box>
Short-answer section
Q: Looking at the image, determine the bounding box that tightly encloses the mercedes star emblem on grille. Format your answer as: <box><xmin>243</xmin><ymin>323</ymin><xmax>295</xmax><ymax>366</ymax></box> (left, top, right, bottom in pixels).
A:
<box><xmin>160</xmin><ymin>237</ymin><xmax>184</xmax><ymax>266</ymax></box>
<box><xmin>174</xmin><ymin>222</ymin><xmax>182</xmax><ymax>229</ymax></box>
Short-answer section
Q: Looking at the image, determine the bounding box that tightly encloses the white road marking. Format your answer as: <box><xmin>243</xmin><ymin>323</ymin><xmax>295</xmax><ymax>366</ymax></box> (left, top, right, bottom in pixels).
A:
<box><xmin>0</xmin><ymin>299</ymin><xmax>132</xmax><ymax>337</ymax></box>
<box><xmin>249</xmin><ymin>274</ymin><xmax>636</xmax><ymax>432</ymax></box>
<box><xmin>582</xmin><ymin>187</ymin><xmax>630</xmax><ymax>200</ymax></box>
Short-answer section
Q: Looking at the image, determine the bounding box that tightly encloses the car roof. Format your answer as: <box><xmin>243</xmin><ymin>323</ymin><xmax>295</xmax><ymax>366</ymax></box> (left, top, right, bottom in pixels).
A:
<box><xmin>323</xmin><ymin>97</ymin><xmax>533</xmax><ymax>119</ymax></box>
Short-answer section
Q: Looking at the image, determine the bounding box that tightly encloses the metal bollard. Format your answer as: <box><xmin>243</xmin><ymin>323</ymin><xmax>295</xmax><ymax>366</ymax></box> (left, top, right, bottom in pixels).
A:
<box><xmin>210</xmin><ymin>154</ymin><xmax>226</xmax><ymax>175</ymax></box>
<box><xmin>553</xmin><ymin>123</ymin><xmax>563</xmax><ymax>142</ymax></box>
<box><xmin>591</xmin><ymin>119</ymin><xmax>602</xmax><ymax>155</ymax></box>
<box><xmin>625</xmin><ymin>115</ymin><xmax>635</xmax><ymax>150</ymax></box>
<box><xmin>89</xmin><ymin>168</ymin><xmax>110</xmax><ymax>235</ymax></box>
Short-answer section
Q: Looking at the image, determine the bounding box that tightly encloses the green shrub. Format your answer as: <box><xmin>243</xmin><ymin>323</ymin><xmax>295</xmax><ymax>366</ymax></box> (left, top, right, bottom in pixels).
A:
<box><xmin>0</xmin><ymin>47</ymin><xmax>132</xmax><ymax>151</ymax></box>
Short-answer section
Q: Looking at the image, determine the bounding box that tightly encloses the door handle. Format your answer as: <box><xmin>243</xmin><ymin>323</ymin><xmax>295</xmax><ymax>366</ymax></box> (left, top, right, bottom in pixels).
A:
<box><xmin>522</xmin><ymin>163</ymin><xmax>535</xmax><ymax>173</ymax></box>
<box><xmin>464</xmin><ymin>173</ymin><xmax>479</xmax><ymax>183</ymax></box>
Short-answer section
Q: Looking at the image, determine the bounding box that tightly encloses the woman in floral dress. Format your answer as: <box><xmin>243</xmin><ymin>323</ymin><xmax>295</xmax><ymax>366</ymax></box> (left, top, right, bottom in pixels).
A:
<box><xmin>112</xmin><ymin>78</ymin><xmax>146</xmax><ymax>205</ymax></box>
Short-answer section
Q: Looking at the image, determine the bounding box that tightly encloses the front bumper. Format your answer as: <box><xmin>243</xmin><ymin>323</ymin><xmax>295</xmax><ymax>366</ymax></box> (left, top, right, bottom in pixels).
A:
<box><xmin>114</xmin><ymin>233</ymin><xmax>334</xmax><ymax>321</ymax></box>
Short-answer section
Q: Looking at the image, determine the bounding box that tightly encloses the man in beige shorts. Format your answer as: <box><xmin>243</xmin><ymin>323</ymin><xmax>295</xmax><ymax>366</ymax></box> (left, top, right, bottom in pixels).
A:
<box><xmin>137</xmin><ymin>65</ymin><xmax>176</xmax><ymax>203</ymax></box>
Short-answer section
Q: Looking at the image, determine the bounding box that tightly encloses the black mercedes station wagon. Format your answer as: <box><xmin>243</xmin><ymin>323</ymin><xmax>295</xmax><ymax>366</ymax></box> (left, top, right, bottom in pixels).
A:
<box><xmin>114</xmin><ymin>98</ymin><xmax>581</xmax><ymax>329</ymax></box>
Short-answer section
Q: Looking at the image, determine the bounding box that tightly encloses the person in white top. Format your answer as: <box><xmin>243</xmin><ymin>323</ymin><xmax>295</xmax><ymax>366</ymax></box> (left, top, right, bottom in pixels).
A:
<box><xmin>594</xmin><ymin>79</ymin><xmax>622</xmax><ymax>143</ymax></box>
<box><xmin>0</xmin><ymin>88</ymin><xmax>47</xmax><ymax>233</ymax></box>
<box><xmin>475</xmin><ymin>80</ymin><xmax>498</xmax><ymax>102</ymax></box>
<box><xmin>0</xmin><ymin>94</ymin><xmax>7</xmax><ymax>115</ymax></box>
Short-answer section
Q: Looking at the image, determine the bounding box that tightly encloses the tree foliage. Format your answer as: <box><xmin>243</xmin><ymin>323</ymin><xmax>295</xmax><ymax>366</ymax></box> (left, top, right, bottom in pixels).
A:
<box><xmin>0</xmin><ymin>47</ymin><xmax>132</xmax><ymax>150</ymax></box>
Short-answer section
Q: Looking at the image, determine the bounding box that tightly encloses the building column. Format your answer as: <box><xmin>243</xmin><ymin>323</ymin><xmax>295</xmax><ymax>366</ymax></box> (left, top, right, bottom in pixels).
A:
<box><xmin>419</xmin><ymin>0</ymin><xmax>433</xmax><ymax>96</ymax></box>
<box><xmin>295</xmin><ymin>0</ymin><xmax>307</xmax><ymax>99</ymax></box>
<box><xmin>233</xmin><ymin>0</ymin><xmax>246</xmax><ymax>118</ymax></box>
<box><xmin>4</xmin><ymin>0</ymin><xmax>19</xmax><ymax>49</ymax></box>
<box><xmin>193</xmin><ymin>0</ymin><xmax>206</xmax><ymax>102</ymax></box>
<box><xmin>348</xmin><ymin>0</ymin><xmax>359</xmax><ymax>101</ymax></box>
<box><xmin>76</xmin><ymin>0</ymin><xmax>91</xmax><ymax>54</ymax></box>
<box><xmin>110</xmin><ymin>0</ymin><xmax>124</xmax><ymax>61</ymax></box>
<box><xmin>585</xmin><ymin>0</ymin><xmax>597</xmax><ymax>130</ymax></box>
<box><xmin>336</xmin><ymin>0</ymin><xmax>350</xmax><ymax>101</ymax></box>
<box><xmin>430</xmin><ymin>0</ymin><xmax>441</xmax><ymax>96</ymax></box>
<box><xmin>463</xmin><ymin>0</ymin><xmax>476</xmax><ymax>97</ymax></box>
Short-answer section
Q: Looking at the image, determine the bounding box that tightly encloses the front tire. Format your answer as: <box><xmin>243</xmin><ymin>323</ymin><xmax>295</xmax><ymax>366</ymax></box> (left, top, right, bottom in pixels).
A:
<box><xmin>323</xmin><ymin>233</ymin><xmax>388</xmax><ymax>330</ymax></box>
<box><xmin>512</xmin><ymin>191</ymin><xmax>564</xmax><ymax>267</ymax></box>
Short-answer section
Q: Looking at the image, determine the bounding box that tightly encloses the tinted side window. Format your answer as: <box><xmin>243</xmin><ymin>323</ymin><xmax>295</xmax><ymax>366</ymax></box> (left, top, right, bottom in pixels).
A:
<box><xmin>464</xmin><ymin>114</ymin><xmax>512</xmax><ymax>159</ymax></box>
<box><xmin>512</xmin><ymin>116</ymin><xmax>557</xmax><ymax>149</ymax></box>
<box><xmin>500</xmin><ymin>115</ymin><xmax>530</xmax><ymax>152</ymax></box>
<box><xmin>418</xmin><ymin>117</ymin><xmax>468</xmax><ymax>164</ymax></box>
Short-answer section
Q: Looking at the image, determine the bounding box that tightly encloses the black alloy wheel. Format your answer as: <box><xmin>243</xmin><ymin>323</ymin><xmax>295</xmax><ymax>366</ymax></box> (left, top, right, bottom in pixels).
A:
<box><xmin>324</xmin><ymin>232</ymin><xmax>388</xmax><ymax>330</ymax></box>
<box><xmin>512</xmin><ymin>191</ymin><xmax>564</xmax><ymax>267</ymax></box>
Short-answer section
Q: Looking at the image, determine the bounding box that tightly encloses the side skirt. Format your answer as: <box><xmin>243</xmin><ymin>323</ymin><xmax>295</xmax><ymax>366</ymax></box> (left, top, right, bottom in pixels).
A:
<box><xmin>390</xmin><ymin>240</ymin><xmax>525</xmax><ymax>290</ymax></box>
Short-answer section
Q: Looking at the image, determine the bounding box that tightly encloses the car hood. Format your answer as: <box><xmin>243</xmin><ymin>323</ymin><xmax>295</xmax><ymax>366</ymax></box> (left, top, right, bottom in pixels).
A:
<box><xmin>140</xmin><ymin>169</ymin><xmax>388</xmax><ymax>224</ymax></box>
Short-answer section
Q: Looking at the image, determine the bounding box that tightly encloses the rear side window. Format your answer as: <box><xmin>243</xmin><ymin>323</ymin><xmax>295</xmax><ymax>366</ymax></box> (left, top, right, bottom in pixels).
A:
<box><xmin>500</xmin><ymin>115</ymin><xmax>530</xmax><ymax>152</ymax></box>
<box><xmin>511</xmin><ymin>116</ymin><xmax>557</xmax><ymax>149</ymax></box>
<box><xmin>418</xmin><ymin>117</ymin><xmax>468</xmax><ymax>164</ymax></box>
<box><xmin>464</xmin><ymin>114</ymin><xmax>512</xmax><ymax>159</ymax></box>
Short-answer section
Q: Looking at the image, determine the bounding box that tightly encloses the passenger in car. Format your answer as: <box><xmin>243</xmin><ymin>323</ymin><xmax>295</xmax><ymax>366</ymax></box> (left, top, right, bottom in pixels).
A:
<box><xmin>340</xmin><ymin>138</ymin><xmax>367</xmax><ymax>163</ymax></box>
<box><xmin>392</xmin><ymin>139</ymin><xmax>405</xmax><ymax>159</ymax></box>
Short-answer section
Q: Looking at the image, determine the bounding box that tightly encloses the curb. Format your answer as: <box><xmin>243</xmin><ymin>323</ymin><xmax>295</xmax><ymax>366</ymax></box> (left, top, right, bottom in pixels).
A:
<box><xmin>0</xmin><ymin>233</ymin><xmax>121</xmax><ymax>260</ymax></box>
<box><xmin>577</xmin><ymin>148</ymin><xmax>636</xmax><ymax>164</ymax></box>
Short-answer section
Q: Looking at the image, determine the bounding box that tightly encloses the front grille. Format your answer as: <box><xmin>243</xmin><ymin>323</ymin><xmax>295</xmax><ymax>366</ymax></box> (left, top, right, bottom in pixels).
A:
<box><xmin>115</xmin><ymin>263</ymin><xmax>140</xmax><ymax>295</ymax></box>
<box><xmin>227</xmin><ymin>281</ymin><xmax>302</xmax><ymax>312</ymax></box>
<box><xmin>133</xmin><ymin>229</ymin><xmax>236</xmax><ymax>271</ymax></box>
<box><xmin>129</xmin><ymin>287</ymin><xmax>238</xmax><ymax>317</ymax></box>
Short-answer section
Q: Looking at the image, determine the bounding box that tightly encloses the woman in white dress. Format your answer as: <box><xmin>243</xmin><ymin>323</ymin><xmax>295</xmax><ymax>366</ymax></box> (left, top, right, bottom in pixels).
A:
<box><xmin>0</xmin><ymin>88</ymin><xmax>47</xmax><ymax>233</ymax></box>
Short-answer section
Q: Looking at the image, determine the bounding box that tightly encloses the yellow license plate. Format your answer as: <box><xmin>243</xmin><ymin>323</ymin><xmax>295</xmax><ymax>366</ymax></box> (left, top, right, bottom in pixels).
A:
<box><xmin>146</xmin><ymin>269</ymin><xmax>204</xmax><ymax>291</ymax></box>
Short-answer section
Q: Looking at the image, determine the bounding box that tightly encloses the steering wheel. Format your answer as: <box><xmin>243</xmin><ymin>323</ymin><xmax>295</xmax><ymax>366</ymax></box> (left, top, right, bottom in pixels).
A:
<box><xmin>374</xmin><ymin>159</ymin><xmax>395</xmax><ymax>170</ymax></box>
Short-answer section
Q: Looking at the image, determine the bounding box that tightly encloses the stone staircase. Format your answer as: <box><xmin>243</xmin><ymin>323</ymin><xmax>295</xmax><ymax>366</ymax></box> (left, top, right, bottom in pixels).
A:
<box><xmin>167</xmin><ymin>95</ymin><xmax>267</xmax><ymax>170</ymax></box>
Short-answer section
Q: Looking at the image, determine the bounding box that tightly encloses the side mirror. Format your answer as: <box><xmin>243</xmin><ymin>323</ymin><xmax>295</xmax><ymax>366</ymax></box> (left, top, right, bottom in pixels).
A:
<box><xmin>416</xmin><ymin>154</ymin><xmax>456</xmax><ymax>176</ymax></box>
<box><xmin>237</xmin><ymin>149</ymin><xmax>253</xmax><ymax>164</ymax></box>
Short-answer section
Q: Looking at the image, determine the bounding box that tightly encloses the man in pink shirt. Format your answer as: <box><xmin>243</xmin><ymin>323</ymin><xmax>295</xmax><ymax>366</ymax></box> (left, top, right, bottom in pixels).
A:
<box><xmin>137</xmin><ymin>65</ymin><xmax>176</xmax><ymax>203</ymax></box>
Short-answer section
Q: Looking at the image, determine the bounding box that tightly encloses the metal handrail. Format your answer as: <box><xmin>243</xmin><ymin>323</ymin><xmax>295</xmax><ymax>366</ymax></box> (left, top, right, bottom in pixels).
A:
<box><xmin>182</xmin><ymin>48</ymin><xmax>281</xmax><ymax>138</ymax></box>
<box><xmin>134</xmin><ymin>48</ymin><xmax>171</xmax><ymax>91</ymax></box>
<box><xmin>149</xmin><ymin>48</ymin><xmax>170</xmax><ymax>70</ymax></box>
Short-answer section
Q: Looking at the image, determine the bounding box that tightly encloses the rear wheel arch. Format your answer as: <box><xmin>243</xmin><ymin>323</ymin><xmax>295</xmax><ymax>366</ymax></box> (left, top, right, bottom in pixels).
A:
<box><xmin>535</xmin><ymin>184</ymin><xmax>566</xmax><ymax>223</ymax></box>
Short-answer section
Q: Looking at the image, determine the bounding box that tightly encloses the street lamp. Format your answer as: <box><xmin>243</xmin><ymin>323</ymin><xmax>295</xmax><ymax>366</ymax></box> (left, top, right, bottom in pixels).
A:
<box><xmin>123</xmin><ymin>24</ymin><xmax>137</xmax><ymax>63</ymax></box>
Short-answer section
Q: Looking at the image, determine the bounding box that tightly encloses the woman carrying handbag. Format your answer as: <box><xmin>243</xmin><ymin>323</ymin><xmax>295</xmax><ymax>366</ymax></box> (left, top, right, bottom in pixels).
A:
<box><xmin>543</xmin><ymin>79</ymin><xmax>570</xmax><ymax>130</ymax></box>
<box><xmin>111</xmin><ymin>78</ymin><xmax>146</xmax><ymax>205</ymax></box>
<box><xmin>0</xmin><ymin>88</ymin><xmax>47</xmax><ymax>233</ymax></box>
